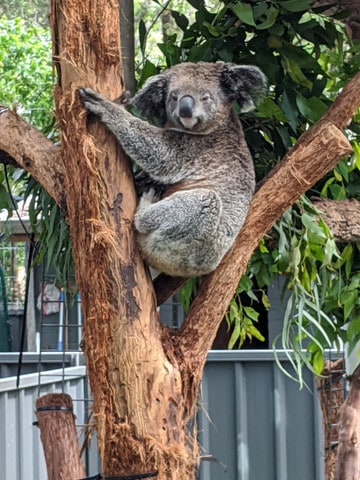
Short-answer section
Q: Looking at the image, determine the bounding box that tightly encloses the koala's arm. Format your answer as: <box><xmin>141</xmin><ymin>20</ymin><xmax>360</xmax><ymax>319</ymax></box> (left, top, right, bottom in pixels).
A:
<box><xmin>79</xmin><ymin>88</ymin><xmax>186</xmax><ymax>182</ymax></box>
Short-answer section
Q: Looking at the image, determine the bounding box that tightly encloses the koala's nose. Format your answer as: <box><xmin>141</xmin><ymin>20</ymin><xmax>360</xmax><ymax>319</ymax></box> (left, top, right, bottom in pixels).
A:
<box><xmin>179</xmin><ymin>96</ymin><xmax>195</xmax><ymax>118</ymax></box>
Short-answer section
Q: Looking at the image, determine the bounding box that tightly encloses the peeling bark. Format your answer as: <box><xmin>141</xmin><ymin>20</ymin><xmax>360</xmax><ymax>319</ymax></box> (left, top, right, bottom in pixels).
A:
<box><xmin>48</xmin><ymin>1</ymin><xmax>196</xmax><ymax>478</ymax></box>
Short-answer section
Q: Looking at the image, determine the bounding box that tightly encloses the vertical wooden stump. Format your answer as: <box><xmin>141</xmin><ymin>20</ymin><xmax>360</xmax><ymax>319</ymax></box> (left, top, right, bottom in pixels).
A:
<box><xmin>334</xmin><ymin>364</ymin><xmax>360</xmax><ymax>480</ymax></box>
<box><xmin>316</xmin><ymin>359</ymin><xmax>345</xmax><ymax>480</ymax></box>
<box><xmin>36</xmin><ymin>393</ymin><xmax>86</xmax><ymax>480</ymax></box>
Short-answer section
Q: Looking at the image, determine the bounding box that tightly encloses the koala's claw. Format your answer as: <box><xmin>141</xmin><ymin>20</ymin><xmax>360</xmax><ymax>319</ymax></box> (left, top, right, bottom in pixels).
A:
<box><xmin>78</xmin><ymin>87</ymin><xmax>102</xmax><ymax>103</ymax></box>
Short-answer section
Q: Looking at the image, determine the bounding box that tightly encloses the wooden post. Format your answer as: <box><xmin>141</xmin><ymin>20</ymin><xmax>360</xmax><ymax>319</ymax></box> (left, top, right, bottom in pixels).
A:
<box><xmin>334</xmin><ymin>364</ymin><xmax>360</xmax><ymax>480</ymax></box>
<box><xmin>35</xmin><ymin>393</ymin><xmax>86</xmax><ymax>480</ymax></box>
<box><xmin>316</xmin><ymin>359</ymin><xmax>345</xmax><ymax>480</ymax></box>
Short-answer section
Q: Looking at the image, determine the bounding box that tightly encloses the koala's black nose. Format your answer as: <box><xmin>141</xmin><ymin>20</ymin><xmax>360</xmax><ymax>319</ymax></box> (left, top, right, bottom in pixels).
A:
<box><xmin>179</xmin><ymin>95</ymin><xmax>195</xmax><ymax>118</ymax></box>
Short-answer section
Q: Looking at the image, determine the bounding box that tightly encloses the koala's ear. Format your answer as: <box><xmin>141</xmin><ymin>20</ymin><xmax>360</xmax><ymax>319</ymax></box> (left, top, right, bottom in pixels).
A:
<box><xmin>219</xmin><ymin>64</ymin><xmax>267</xmax><ymax>112</ymax></box>
<box><xmin>132</xmin><ymin>74</ymin><xmax>168</xmax><ymax>126</ymax></box>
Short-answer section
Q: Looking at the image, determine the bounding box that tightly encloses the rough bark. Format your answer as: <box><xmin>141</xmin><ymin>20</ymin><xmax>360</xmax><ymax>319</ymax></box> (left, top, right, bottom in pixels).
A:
<box><xmin>49</xmin><ymin>1</ymin><xmax>196</xmax><ymax>478</ymax></box>
<box><xmin>1</xmin><ymin>1</ymin><xmax>360</xmax><ymax>478</ymax></box>
<box><xmin>334</xmin><ymin>364</ymin><xmax>360</xmax><ymax>480</ymax></box>
<box><xmin>0</xmin><ymin>109</ymin><xmax>63</xmax><ymax>205</ymax></box>
<box><xmin>316</xmin><ymin>359</ymin><xmax>345</xmax><ymax>480</ymax></box>
<box><xmin>313</xmin><ymin>197</ymin><xmax>360</xmax><ymax>242</ymax></box>
<box><xmin>35</xmin><ymin>393</ymin><xmax>86</xmax><ymax>480</ymax></box>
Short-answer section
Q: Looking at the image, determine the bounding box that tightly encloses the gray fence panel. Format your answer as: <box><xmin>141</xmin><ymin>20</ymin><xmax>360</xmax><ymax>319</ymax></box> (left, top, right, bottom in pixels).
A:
<box><xmin>198</xmin><ymin>351</ymin><xmax>325</xmax><ymax>480</ymax></box>
<box><xmin>0</xmin><ymin>353</ymin><xmax>325</xmax><ymax>480</ymax></box>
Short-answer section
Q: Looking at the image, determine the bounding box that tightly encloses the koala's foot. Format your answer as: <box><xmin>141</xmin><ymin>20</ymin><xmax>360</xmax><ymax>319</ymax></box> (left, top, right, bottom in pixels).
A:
<box><xmin>135</xmin><ymin>171</ymin><xmax>166</xmax><ymax>199</ymax></box>
<box><xmin>138</xmin><ymin>188</ymin><xmax>158</xmax><ymax>210</ymax></box>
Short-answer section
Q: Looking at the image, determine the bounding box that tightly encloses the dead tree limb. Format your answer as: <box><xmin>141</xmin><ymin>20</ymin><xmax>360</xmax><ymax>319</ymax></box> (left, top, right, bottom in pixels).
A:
<box><xmin>312</xmin><ymin>197</ymin><xmax>360</xmax><ymax>242</ymax></box>
<box><xmin>0</xmin><ymin>108</ymin><xmax>63</xmax><ymax>205</ymax></box>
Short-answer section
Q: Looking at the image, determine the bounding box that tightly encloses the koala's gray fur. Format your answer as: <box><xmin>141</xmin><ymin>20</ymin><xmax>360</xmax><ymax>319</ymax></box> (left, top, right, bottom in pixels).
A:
<box><xmin>79</xmin><ymin>62</ymin><xmax>266</xmax><ymax>277</ymax></box>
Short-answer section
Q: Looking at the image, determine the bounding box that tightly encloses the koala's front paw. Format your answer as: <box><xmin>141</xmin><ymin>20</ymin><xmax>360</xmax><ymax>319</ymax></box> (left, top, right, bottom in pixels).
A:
<box><xmin>78</xmin><ymin>88</ymin><xmax>106</xmax><ymax>116</ymax></box>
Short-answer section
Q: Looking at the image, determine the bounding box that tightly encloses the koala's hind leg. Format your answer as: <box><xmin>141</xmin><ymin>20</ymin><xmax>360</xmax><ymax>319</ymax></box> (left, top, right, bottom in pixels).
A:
<box><xmin>134</xmin><ymin>189</ymin><xmax>223</xmax><ymax>276</ymax></box>
<box><xmin>134</xmin><ymin>189</ymin><xmax>221</xmax><ymax>238</ymax></box>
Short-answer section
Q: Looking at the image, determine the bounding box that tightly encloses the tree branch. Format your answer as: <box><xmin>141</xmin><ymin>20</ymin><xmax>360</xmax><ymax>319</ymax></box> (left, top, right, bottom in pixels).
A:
<box><xmin>156</xmin><ymin>71</ymin><xmax>360</xmax><ymax>305</ymax></box>
<box><xmin>0</xmin><ymin>108</ymin><xmax>64</xmax><ymax>205</ymax></box>
<box><xmin>312</xmin><ymin>197</ymin><xmax>360</xmax><ymax>242</ymax></box>
<box><xmin>180</xmin><ymin>120</ymin><xmax>353</xmax><ymax>365</ymax></box>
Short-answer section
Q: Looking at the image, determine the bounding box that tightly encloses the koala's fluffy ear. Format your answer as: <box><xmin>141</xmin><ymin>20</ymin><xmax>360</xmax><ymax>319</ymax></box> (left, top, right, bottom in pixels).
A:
<box><xmin>220</xmin><ymin>64</ymin><xmax>267</xmax><ymax>112</ymax></box>
<box><xmin>131</xmin><ymin>74</ymin><xmax>168</xmax><ymax>126</ymax></box>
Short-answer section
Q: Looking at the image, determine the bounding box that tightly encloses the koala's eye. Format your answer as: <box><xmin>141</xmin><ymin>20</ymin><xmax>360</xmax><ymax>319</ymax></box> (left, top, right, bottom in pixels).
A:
<box><xmin>201</xmin><ymin>93</ymin><xmax>211</xmax><ymax>102</ymax></box>
<box><xmin>170</xmin><ymin>93</ymin><xmax>178</xmax><ymax>102</ymax></box>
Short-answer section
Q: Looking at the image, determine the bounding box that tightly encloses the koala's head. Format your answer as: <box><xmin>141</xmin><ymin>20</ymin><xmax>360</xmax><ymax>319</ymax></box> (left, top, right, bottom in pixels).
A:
<box><xmin>131</xmin><ymin>62</ymin><xmax>266</xmax><ymax>134</ymax></box>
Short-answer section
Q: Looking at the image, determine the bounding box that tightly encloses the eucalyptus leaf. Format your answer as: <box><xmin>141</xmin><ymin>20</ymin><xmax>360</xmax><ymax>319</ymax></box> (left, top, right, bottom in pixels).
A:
<box><xmin>230</xmin><ymin>3</ymin><xmax>256</xmax><ymax>26</ymax></box>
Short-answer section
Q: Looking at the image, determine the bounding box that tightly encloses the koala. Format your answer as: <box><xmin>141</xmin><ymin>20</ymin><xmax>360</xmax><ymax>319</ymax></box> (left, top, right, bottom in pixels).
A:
<box><xmin>79</xmin><ymin>62</ymin><xmax>266</xmax><ymax>277</ymax></box>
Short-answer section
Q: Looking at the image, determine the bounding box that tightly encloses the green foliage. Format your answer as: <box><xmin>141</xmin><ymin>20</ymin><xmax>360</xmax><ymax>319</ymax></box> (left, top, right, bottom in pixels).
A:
<box><xmin>0</xmin><ymin>0</ymin><xmax>49</xmax><ymax>27</ymax></box>
<box><xmin>137</xmin><ymin>1</ymin><xmax>360</xmax><ymax>180</ymax></box>
<box><xmin>0</xmin><ymin>16</ymin><xmax>54</xmax><ymax>132</ymax></box>
<box><xmin>136</xmin><ymin>1</ymin><xmax>360</xmax><ymax>376</ymax></box>
<box><xmin>0</xmin><ymin>16</ymin><xmax>71</xmax><ymax>287</ymax></box>
<box><xmin>25</xmin><ymin>176</ymin><xmax>74</xmax><ymax>288</ymax></box>
<box><xmin>3</xmin><ymin>2</ymin><xmax>360</xmax><ymax>379</ymax></box>
<box><xmin>225</xmin><ymin>276</ymin><xmax>266</xmax><ymax>349</ymax></box>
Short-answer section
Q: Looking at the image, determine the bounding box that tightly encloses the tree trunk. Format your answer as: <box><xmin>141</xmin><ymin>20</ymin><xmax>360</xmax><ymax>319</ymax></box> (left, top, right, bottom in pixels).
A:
<box><xmin>1</xmin><ymin>2</ymin><xmax>360</xmax><ymax>478</ymax></box>
<box><xmin>49</xmin><ymin>1</ymin><xmax>197</xmax><ymax>478</ymax></box>
<box><xmin>35</xmin><ymin>393</ymin><xmax>86</xmax><ymax>479</ymax></box>
<box><xmin>334</xmin><ymin>364</ymin><xmax>360</xmax><ymax>480</ymax></box>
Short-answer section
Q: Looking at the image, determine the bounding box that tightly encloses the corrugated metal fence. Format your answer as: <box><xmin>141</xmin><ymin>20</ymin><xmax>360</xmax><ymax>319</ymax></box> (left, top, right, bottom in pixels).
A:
<box><xmin>0</xmin><ymin>351</ymin><xmax>325</xmax><ymax>480</ymax></box>
<box><xmin>199</xmin><ymin>351</ymin><xmax>324</xmax><ymax>480</ymax></box>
